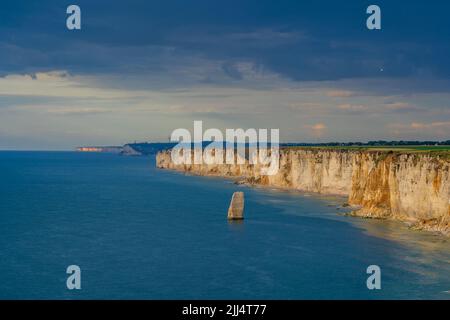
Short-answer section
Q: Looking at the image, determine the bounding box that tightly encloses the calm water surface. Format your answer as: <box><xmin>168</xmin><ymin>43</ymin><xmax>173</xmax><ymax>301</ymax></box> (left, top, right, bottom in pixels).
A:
<box><xmin>0</xmin><ymin>151</ymin><xmax>449</xmax><ymax>299</ymax></box>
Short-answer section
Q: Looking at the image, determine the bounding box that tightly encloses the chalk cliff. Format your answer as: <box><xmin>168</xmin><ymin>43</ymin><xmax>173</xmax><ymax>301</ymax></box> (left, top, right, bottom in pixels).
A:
<box><xmin>156</xmin><ymin>149</ymin><xmax>450</xmax><ymax>235</ymax></box>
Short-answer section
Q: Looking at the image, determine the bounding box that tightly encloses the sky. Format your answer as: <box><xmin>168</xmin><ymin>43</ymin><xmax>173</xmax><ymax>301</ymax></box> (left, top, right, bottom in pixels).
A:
<box><xmin>0</xmin><ymin>0</ymin><xmax>450</xmax><ymax>150</ymax></box>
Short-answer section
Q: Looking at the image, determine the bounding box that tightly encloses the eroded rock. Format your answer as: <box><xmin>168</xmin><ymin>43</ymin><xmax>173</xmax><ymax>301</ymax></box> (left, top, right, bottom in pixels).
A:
<box><xmin>228</xmin><ymin>192</ymin><xmax>244</xmax><ymax>220</ymax></box>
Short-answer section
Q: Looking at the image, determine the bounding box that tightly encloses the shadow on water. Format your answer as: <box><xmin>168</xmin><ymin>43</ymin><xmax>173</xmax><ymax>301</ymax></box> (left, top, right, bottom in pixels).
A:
<box><xmin>228</xmin><ymin>219</ymin><xmax>245</xmax><ymax>227</ymax></box>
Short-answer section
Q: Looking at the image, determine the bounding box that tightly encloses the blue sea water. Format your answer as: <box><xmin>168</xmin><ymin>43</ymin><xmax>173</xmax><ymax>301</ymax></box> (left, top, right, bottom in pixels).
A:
<box><xmin>0</xmin><ymin>151</ymin><xmax>449</xmax><ymax>299</ymax></box>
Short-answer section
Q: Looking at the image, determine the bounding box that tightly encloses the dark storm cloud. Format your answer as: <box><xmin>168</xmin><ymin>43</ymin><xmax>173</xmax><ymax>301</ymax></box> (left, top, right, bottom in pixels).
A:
<box><xmin>0</xmin><ymin>0</ymin><xmax>450</xmax><ymax>83</ymax></box>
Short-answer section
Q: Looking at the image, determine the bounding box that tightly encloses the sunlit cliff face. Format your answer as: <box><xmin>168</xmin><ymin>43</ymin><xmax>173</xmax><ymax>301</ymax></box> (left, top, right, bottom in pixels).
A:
<box><xmin>157</xmin><ymin>148</ymin><xmax>450</xmax><ymax>236</ymax></box>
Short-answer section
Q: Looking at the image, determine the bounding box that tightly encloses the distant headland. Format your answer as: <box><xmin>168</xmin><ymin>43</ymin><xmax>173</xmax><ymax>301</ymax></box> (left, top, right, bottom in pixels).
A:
<box><xmin>76</xmin><ymin>142</ymin><xmax>177</xmax><ymax>156</ymax></box>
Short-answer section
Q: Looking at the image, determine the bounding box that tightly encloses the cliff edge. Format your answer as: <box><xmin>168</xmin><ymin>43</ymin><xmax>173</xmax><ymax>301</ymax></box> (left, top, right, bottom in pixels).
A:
<box><xmin>156</xmin><ymin>148</ymin><xmax>450</xmax><ymax>235</ymax></box>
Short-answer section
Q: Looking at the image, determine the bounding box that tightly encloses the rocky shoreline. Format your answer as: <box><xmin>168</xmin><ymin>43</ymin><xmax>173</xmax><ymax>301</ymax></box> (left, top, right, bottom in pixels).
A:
<box><xmin>156</xmin><ymin>148</ymin><xmax>450</xmax><ymax>236</ymax></box>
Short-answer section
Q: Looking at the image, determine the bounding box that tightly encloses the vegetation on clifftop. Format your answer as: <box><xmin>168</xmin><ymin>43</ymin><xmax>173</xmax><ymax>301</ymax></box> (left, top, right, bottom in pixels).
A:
<box><xmin>283</xmin><ymin>145</ymin><xmax>450</xmax><ymax>160</ymax></box>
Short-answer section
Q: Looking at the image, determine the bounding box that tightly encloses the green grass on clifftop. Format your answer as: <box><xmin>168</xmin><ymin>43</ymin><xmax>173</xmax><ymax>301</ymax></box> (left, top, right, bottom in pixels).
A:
<box><xmin>283</xmin><ymin>145</ymin><xmax>450</xmax><ymax>159</ymax></box>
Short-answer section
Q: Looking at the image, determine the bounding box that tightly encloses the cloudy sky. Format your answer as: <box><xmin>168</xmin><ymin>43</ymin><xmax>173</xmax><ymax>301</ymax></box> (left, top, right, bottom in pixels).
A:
<box><xmin>1</xmin><ymin>0</ymin><xmax>450</xmax><ymax>150</ymax></box>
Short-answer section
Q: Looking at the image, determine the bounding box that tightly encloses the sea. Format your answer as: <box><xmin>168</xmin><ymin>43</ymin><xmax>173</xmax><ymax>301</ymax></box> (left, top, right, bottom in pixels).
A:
<box><xmin>0</xmin><ymin>151</ymin><xmax>449</xmax><ymax>299</ymax></box>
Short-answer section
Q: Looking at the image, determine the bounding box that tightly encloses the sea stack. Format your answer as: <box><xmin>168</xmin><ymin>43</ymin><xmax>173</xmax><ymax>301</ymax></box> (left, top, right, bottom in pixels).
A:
<box><xmin>227</xmin><ymin>192</ymin><xmax>244</xmax><ymax>220</ymax></box>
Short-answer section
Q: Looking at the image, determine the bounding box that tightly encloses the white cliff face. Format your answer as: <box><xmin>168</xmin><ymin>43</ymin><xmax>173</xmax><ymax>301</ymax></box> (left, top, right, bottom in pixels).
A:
<box><xmin>349</xmin><ymin>152</ymin><xmax>450</xmax><ymax>234</ymax></box>
<box><xmin>156</xmin><ymin>149</ymin><xmax>450</xmax><ymax>235</ymax></box>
